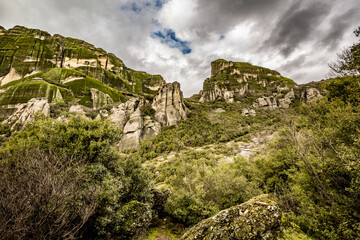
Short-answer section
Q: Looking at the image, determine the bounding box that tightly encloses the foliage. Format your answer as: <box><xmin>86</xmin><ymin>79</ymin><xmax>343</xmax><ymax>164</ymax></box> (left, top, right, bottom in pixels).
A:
<box><xmin>0</xmin><ymin>116</ymin><xmax>153</xmax><ymax>239</ymax></box>
<box><xmin>139</xmin><ymin>101</ymin><xmax>282</xmax><ymax>160</ymax></box>
<box><xmin>154</xmin><ymin>150</ymin><xmax>261</xmax><ymax>225</ymax></box>
<box><xmin>256</xmin><ymin>77</ymin><xmax>360</xmax><ymax>239</ymax></box>
<box><xmin>0</xmin><ymin>148</ymin><xmax>96</xmax><ymax>240</ymax></box>
<box><xmin>328</xmin><ymin>26</ymin><xmax>360</xmax><ymax>77</ymax></box>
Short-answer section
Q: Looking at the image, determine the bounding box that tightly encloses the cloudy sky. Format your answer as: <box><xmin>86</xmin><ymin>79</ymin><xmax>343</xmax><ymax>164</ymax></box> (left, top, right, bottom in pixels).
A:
<box><xmin>1</xmin><ymin>0</ymin><xmax>359</xmax><ymax>96</ymax></box>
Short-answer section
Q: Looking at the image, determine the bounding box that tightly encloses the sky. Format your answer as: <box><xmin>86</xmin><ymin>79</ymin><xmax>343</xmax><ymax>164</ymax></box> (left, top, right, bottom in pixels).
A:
<box><xmin>0</xmin><ymin>0</ymin><xmax>359</xmax><ymax>97</ymax></box>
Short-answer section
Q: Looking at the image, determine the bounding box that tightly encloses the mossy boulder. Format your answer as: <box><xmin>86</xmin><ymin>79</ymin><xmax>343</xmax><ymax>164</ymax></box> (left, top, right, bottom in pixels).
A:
<box><xmin>180</xmin><ymin>194</ymin><xmax>282</xmax><ymax>240</ymax></box>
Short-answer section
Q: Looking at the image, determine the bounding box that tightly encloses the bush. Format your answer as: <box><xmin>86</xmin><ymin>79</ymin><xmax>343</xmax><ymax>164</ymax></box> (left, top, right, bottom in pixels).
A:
<box><xmin>0</xmin><ymin>116</ymin><xmax>153</xmax><ymax>239</ymax></box>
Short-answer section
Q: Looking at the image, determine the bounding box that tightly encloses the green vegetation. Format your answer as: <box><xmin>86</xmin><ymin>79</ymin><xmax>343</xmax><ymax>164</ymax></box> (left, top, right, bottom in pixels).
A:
<box><xmin>1</xmin><ymin>26</ymin><xmax>360</xmax><ymax>240</ymax></box>
<box><xmin>0</xmin><ymin>25</ymin><xmax>164</xmax><ymax>99</ymax></box>
<box><xmin>0</xmin><ymin>117</ymin><xmax>154</xmax><ymax>239</ymax></box>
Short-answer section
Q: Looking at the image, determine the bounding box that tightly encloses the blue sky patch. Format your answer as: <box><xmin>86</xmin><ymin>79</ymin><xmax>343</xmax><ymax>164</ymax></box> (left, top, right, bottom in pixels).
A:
<box><xmin>219</xmin><ymin>35</ymin><xmax>225</xmax><ymax>40</ymax></box>
<box><xmin>151</xmin><ymin>28</ymin><xmax>192</xmax><ymax>54</ymax></box>
<box><xmin>121</xmin><ymin>0</ymin><xmax>167</xmax><ymax>13</ymax></box>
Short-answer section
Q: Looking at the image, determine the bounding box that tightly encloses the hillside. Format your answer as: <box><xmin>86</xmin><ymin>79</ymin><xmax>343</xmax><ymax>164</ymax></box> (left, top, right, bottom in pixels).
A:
<box><xmin>0</xmin><ymin>25</ymin><xmax>360</xmax><ymax>240</ymax></box>
<box><xmin>0</xmin><ymin>25</ymin><xmax>165</xmax><ymax>114</ymax></box>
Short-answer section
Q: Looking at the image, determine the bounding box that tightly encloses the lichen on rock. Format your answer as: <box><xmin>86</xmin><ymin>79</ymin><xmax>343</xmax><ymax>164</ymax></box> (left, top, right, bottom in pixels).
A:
<box><xmin>180</xmin><ymin>194</ymin><xmax>282</xmax><ymax>240</ymax></box>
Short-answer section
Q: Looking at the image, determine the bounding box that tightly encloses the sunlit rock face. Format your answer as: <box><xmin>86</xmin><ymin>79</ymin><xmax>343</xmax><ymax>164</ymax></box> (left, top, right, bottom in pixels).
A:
<box><xmin>152</xmin><ymin>81</ymin><xmax>187</xmax><ymax>126</ymax></box>
<box><xmin>2</xmin><ymin>98</ymin><xmax>50</xmax><ymax>129</ymax></box>
<box><xmin>115</xmin><ymin>82</ymin><xmax>188</xmax><ymax>150</ymax></box>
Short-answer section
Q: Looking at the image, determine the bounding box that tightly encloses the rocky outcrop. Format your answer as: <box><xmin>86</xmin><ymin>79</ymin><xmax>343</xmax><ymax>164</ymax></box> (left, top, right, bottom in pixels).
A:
<box><xmin>69</xmin><ymin>105</ymin><xmax>87</xmax><ymax>116</ymax></box>
<box><xmin>114</xmin><ymin>82</ymin><xmax>188</xmax><ymax>150</ymax></box>
<box><xmin>278</xmin><ymin>89</ymin><xmax>295</xmax><ymax>108</ymax></box>
<box><xmin>152</xmin><ymin>82</ymin><xmax>187</xmax><ymax>126</ymax></box>
<box><xmin>199</xmin><ymin>59</ymin><xmax>294</xmax><ymax>103</ymax></box>
<box><xmin>252</xmin><ymin>89</ymin><xmax>296</xmax><ymax>110</ymax></box>
<box><xmin>116</xmin><ymin>100</ymin><xmax>161</xmax><ymax>150</ymax></box>
<box><xmin>253</xmin><ymin>96</ymin><xmax>278</xmax><ymax>109</ymax></box>
<box><xmin>242</xmin><ymin>108</ymin><xmax>256</xmax><ymax>116</ymax></box>
<box><xmin>2</xmin><ymin>98</ymin><xmax>50</xmax><ymax>129</ymax></box>
<box><xmin>90</xmin><ymin>88</ymin><xmax>113</xmax><ymax>110</ymax></box>
<box><xmin>301</xmin><ymin>87</ymin><xmax>322</xmax><ymax>102</ymax></box>
<box><xmin>180</xmin><ymin>194</ymin><xmax>282</xmax><ymax>240</ymax></box>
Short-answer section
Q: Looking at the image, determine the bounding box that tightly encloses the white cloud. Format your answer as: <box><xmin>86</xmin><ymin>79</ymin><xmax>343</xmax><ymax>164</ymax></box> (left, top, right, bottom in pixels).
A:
<box><xmin>0</xmin><ymin>0</ymin><xmax>359</xmax><ymax>97</ymax></box>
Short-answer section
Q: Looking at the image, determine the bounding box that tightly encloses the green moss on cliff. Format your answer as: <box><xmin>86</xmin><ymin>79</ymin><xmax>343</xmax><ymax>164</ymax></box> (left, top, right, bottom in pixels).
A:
<box><xmin>0</xmin><ymin>79</ymin><xmax>74</xmax><ymax>106</ymax></box>
<box><xmin>0</xmin><ymin>25</ymin><xmax>165</xmax><ymax>98</ymax></box>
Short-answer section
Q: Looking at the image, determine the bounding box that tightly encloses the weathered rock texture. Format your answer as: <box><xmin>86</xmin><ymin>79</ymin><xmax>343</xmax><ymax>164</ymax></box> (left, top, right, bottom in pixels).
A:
<box><xmin>180</xmin><ymin>194</ymin><xmax>282</xmax><ymax>240</ymax></box>
<box><xmin>115</xmin><ymin>99</ymin><xmax>161</xmax><ymax>150</ymax></box>
<box><xmin>0</xmin><ymin>25</ymin><xmax>165</xmax><ymax>114</ymax></box>
<box><xmin>301</xmin><ymin>87</ymin><xmax>322</xmax><ymax>102</ymax></box>
<box><xmin>2</xmin><ymin>98</ymin><xmax>50</xmax><ymax>129</ymax></box>
<box><xmin>114</xmin><ymin>82</ymin><xmax>187</xmax><ymax>150</ymax></box>
<box><xmin>152</xmin><ymin>82</ymin><xmax>187</xmax><ymax>126</ymax></box>
<box><xmin>199</xmin><ymin>59</ymin><xmax>295</xmax><ymax>103</ymax></box>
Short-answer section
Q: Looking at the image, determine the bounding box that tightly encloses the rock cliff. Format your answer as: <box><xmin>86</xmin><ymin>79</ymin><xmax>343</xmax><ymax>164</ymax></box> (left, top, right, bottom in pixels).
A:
<box><xmin>111</xmin><ymin>82</ymin><xmax>187</xmax><ymax>150</ymax></box>
<box><xmin>199</xmin><ymin>59</ymin><xmax>295</xmax><ymax>103</ymax></box>
<box><xmin>152</xmin><ymin>82</ymin><xmax>187</xmax><ymax>126</ymax></box>
<box><xmin>2</xmin><ymin>98</ymin><xmax>50</xmax><ymax>129</ymax></box>
<box><xmin>180</xmin><ymin>194</ymin><xmax>282</xmax><ymax>240</ymax></box>
<box><xmin>0</xmin><ymin>25</ymin><xmax>165</xmax><ymax>102</ymax></box>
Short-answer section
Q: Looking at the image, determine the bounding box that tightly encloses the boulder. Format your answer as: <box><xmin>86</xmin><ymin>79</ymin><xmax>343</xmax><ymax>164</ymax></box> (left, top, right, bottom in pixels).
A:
<box><xmin>278</xmin><ymin>89</ymin><xmax>295</xmax><ymax>108</ymax></box>
<box><xmin>253</xmin><ymin>97</ymin><xmax>278</xmax><ymax>109</ymax></box>
<box><xmin>180</xmin><ymin>194</ymin><xmax>282</xmax><ymax>240</ymax></box>
<box><xmin>69</xmin><ymin>105</ymin><xmax>87</xmax><ymax>116</ymax></box>
<box><xmin>301</xmin><ymin>88</ymin><xmax>322</xmax><ymax>102</ymax></box>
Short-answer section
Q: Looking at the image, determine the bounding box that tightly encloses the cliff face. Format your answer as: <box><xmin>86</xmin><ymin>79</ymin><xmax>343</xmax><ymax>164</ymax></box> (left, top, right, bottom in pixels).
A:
<box><xmin>2</xmin><ymin>98</ymin><xmax>50</xmax><ymax>129</ymax></box>
<box><xmin>199</xmin><ymin>59</ymin><xmax>324</xmax><ymax>110</ymax></box>
<box><xmin>152</xmin><ymin>82</ymin><xmax>187</xmax><ymax>126</ymax></box>
<box><xmin>199</xmin><ymin>59</ymin><xmax>295</xmax><ymax>103</ymax></box>
<box><xmin>115</xmin><ymin>82</ymin><xmax>188</xmax><ymax>150</ymax></box>
<box><xmin>0</xmin><ymin>25</ymin><xmax>165</xmax><ymax>99</ymax></box>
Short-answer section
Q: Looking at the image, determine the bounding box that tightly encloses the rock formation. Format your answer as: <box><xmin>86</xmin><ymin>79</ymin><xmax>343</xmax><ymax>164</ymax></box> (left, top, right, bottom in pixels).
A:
<box><xmin>2</xmin><ymin>98</ymin><xmax>50</xmax><ymax>129</ymax></box>
<box><xmin>199</xmin><ymin>59</ymin><xmax>295</xmax><ymax>103</ymax></box>
<box><xmin>90</xmin><ymin>88</ymin><xmax>113</xmax><ymax>110</ymax></box>
<box><xmin>301</xmin><ymin>87</ymin><xmax>322</xmax><ymax>102</ymax></box>
<box><xmin>180</xmin><ymin>194</ymin><xmax>282</xmax><ymax>240</ymax></box>
<box><xmin>152</xmin><ymin>82</ymin><xmax>187</xmax><ymax>126</ymax></box>
<box><xmin>0</xmin><ymin>25</ymin><xmax>165</xmax><ymax>99</ymax></box>
<box><xmin>113</xmin><ymin>99</ymin><xmax>161</xmax><ymax>150</ymax></box>
<box><xmin>113</xmin><ymin>82</ymin><xmax>187</xmax><ymax>150</ymax></box>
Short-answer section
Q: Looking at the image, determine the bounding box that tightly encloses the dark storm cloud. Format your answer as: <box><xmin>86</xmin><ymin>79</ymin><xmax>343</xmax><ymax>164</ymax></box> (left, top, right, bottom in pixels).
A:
<box><xmin>185</xmin><ymin>0</ymin><xmax>284</xmax><ymax>39</ymax></box>
<box><xmin>264</xmin><ymin>1</ymin><xmax>331</xmax><ymax>57</ymax></box>
<box><xmin>0</xmin><ymin>0</ymin><xmax>360</xmax><ymax>96</ymax></box>
<box><xmin>320</xmin><ymin>8</ymin><xmax>360</xmax><ymax>49</ymax></box>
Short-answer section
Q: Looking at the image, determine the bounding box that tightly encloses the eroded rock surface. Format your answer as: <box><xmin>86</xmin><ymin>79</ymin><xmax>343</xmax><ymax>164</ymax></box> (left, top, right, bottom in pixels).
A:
<box><xmin>180</xmin><ymin>194</ymin><xmax>282</xmax><ymax>240</ymax></box>
<box><xmin>301</xmin><ymin>87</ymin><xmax>322</xmax><ymax>102</ymax></box>
<box><xmin>2</xmin><ymin>98</ymin><xmax>50</xmax><ymax>129</ymax></box>
<box><xmin>199</xmin><ymin>59</ymin><xmax>293</xmax><ymax>103</ymax></box>
<box><xmin>152</xmin><ymin>82</ymin><xmax>187</xmax><ymax>126</ymax></box>
<box><xmin>115</xmin><ymin>82</ymin><xmax>187</xmax><ymax>150</ymax></box>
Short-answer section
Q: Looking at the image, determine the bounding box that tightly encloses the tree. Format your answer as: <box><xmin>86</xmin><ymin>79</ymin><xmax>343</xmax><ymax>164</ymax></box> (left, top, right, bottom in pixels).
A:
<box><xmin>328</xmin><ymin>26</ymin><xmax>360</xmax><ymax>77</ymax></box>
<box><xmin>0</xmin><ymin>116</ymin><xmax>153</xmax><ymax>239</ymax></box>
